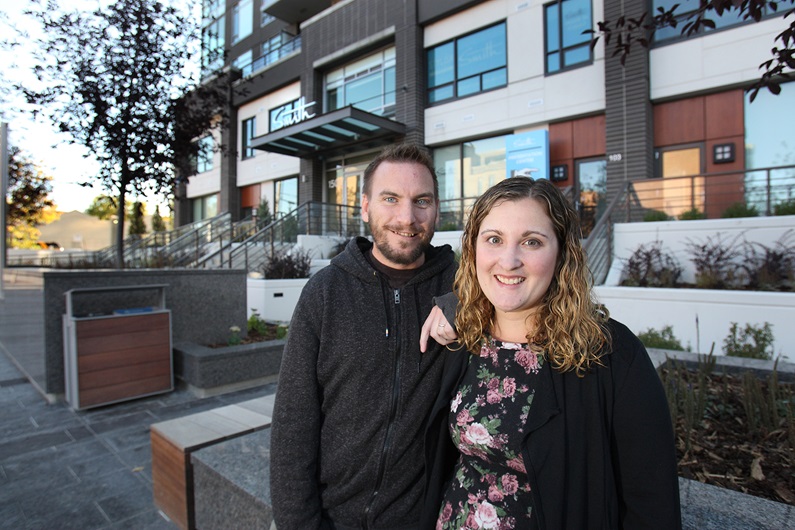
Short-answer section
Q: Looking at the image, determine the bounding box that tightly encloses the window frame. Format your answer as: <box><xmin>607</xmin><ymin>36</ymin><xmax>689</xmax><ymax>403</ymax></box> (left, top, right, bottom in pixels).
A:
<box><xmin>241</xmin><ymin>117</ymin><xmax>257</xmax><ymax>160</ymax></box>
<box><xmin>543</xmin><ymin>0</ymin><xmax>593</xmax><ymax>75</ymax></box>
<box><xmin>324</xmin><ymin>47</ymin><xmax>396</xmax><ymax>117</ymax></box>
<box><xmin>426</xmin><ymin>22</ymin><xmax>508</xmax><ymax>106</ymax></box>
<box><xmin>232</xmin><ymin>0</ymin><xmax>254</xmax><ymax>44</ymax></box>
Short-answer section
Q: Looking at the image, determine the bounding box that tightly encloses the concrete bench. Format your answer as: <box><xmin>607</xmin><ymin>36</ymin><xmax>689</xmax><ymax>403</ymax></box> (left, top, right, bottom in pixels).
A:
<box><xmin>150</xmin><ymin>395</ymin><xmax>274</xmax><ymax>530</ymax></box>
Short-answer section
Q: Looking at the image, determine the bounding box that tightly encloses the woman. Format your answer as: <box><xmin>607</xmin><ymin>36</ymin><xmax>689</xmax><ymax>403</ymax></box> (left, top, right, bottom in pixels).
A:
<box><xmin>422</xmin><ymin>177</ymin><xmax>681</xmax><ymax>529</ymax></box>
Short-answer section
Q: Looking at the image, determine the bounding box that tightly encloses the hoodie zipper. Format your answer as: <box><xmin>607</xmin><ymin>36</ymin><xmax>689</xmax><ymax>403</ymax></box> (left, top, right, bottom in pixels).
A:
<box><xmin>362</xmin><ymin>288</ymin><xmax>402</xmax><ymax>528</ymax></box>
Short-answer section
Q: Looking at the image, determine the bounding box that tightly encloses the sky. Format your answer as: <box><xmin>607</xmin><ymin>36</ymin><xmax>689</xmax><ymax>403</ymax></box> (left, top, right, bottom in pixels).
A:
<box><xmin>0</xmin><ymin>0</ymin><xmax>173</xmax><ymax>215</ymax></box>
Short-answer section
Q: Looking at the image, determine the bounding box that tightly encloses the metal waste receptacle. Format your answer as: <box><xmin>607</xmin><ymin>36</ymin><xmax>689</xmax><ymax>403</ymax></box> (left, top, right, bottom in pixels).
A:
<box><xmin>63</xmin><ymin>284</ymin><xmax>173</xmax><ymax>410</ymax></box>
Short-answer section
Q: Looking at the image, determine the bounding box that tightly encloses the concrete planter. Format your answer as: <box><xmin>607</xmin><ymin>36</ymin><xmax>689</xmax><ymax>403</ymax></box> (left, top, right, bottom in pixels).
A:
<box><xmin>173</xmin><ymin>339</ymin><xmax>285</xmax><ymax>398</ymax></box>
<box><xmin>595</xmin><ymin>286</ymin><xmax>795</xmax><ymax>357</ymax></box>
<box><xmin>247</xmin><ymin>278</ymin><xmax>309</xmax><ymax>323</ymax></box>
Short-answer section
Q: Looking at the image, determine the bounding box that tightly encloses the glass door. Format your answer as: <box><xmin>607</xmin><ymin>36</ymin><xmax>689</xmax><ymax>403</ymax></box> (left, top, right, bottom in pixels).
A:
<box><xmin>324</xmin><ymin>154</ymin><xmax>371</xmax><ymax>236</ymax></box>
<box><xmin>575</xmin><ymin>158</ymin><xmax>607</xmax><ymax>238</ymax></box>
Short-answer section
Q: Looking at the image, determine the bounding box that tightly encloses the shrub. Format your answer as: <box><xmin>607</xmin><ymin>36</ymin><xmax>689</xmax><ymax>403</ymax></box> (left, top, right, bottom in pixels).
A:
<box><xmin>621</xmin><ymin>241</ymin><xmax>682</xmax><ymax>287</ymax></box>
<box><xmin>247</xmin><ymin>309</ymin><xmax>269</xmax><ymax>336</ymax></box>
<box><xmin>439</xmin><ymin>221</ymin><xmax>460</xmax><ymax>231</ymax></box>
<box><xmin>721</xmin><ymin>202</ymin><xmax>759</xmax><ymax>218</ymax></box>
<box><xmin>638</xmin><ymin>325</ymin><xmax>685</xmax><ymax>350</ymax></box>
<box><xmin>773</xmin><ymin>199</ymin><xmax>795</xmax><ymax>216</ymax></box>
<box><xmin>643</xmin><ymin>209</ymin><xmax>671</xmax><ymax>222</ymax></box>
<box><xmin>738</xmin><ymin>231</ymin><xmax>795</xmax><ymax>291</ymax></box>
<box><xmin>723</xmin><ymin>322</ymin><xmax>775</xmax><ymax>360</ymax></box>
<box><xmin>678</xmin><ymin>208</ymin><xmax>706</xmax><ymax>220</ymax></box>
<box><xmin>262</xmin><ymin>247</ymin><xmax>312</xmax><ymax>279</ymax></box>
<box><xmin>686</xmin><ymin>234</ymin><xmax>742</xmax><ymax>289</ymax></box>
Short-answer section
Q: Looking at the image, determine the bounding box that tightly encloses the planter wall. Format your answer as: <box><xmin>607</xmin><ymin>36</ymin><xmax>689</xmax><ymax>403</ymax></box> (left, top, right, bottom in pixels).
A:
<box><xmin>247</xmin><ymin>278</ymin><xmax>309</xmax><ymax>323</ymax></box>
<box><xmin>595</xmin><ymin>286</ymin><xmax>795</xmax><ymax>357</ymax></box>
<box><xmin>605</xmin><ymin>215</ymin><xmax>795</xmax><ymax>285</ymax></box>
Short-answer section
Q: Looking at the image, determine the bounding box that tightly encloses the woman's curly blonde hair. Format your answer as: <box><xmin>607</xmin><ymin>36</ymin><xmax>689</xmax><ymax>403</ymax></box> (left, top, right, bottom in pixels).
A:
<box><xmin>453</xmin><ymin>177</ymin><xmax>609</xmax><ymax>375</ymax></box>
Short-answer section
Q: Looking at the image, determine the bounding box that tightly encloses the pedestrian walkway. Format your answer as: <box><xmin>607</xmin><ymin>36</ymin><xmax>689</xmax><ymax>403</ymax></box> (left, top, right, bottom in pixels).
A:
<box><xmin>0</xmin><ymin>275</ymin><xmax>277</xmax><ymax>529</ymax></box>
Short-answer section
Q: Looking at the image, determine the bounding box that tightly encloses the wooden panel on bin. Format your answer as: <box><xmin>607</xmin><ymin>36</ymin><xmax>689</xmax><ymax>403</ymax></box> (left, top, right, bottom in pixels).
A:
<box><xmin>152</xmin><ymin>428</ymin><xmax>193</xmax><ymax>530</ymax></box>
<box><xmin>74</xmin><ymin>312</ymin><xmax>171</xmax><ymax>408</ymax></box>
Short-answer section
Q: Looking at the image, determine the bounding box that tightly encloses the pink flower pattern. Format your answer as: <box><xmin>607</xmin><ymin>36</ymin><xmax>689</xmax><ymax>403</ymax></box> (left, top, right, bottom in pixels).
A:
<box><xmin>436</xmin><ymin>337</ymin><xmax>544</xmax><ymax>529</ymax></box>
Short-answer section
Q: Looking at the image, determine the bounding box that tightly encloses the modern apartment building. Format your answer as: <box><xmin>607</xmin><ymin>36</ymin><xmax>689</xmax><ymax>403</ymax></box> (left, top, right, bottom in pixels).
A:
<box><xmin>176</xmin><ymin>0</ymin><xmax>794</xmax><ymax>229</ymax></box>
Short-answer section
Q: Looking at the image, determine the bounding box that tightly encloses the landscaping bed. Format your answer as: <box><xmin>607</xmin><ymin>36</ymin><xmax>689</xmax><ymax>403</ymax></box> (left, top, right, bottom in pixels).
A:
<box><xmin>663</xmin><ymin>361</ymin><xmax>795</xmax><ymax>505</ymax></box>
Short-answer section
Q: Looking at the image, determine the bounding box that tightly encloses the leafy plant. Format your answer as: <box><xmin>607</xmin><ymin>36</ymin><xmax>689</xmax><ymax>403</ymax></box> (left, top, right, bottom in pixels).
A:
<box><xmin>773</xmin><ymin>199</ymin><xmax>795</xmax><ymax>216</ymax></box>
<box><xmin>621</xmin><ymin>241</ymin><xmax>682</xmax><ymax>287</ymax></box>
<box><xmin>638</xmin><ymin>325</ymin><xmax>685</xmax><ymax>350</ymax></box>
<box><xmin>737</xmin><ymin>231</ymin><xmax>795</xmax><ymax>291</ymax></box>
<box><xmin>262</xmin><ymin>247</ymin><xmax>312</xmax><ymax>279</ymax></box>
<box><xmin>247</xmin><ymin>309</ymin><xmax>269</xmax><ymax>336</ymax></box>
<box><xmin>678</xmin><ymin>208</ymin><xmax>706</xmax><ymax>220</ymax></box>
<box><xmin>686</xmin><ymin>234</ymin><xmax>742</xmax><ymax>289</ymax></box>
<box><xmin>721</xmin><ymin>202</ymin><xmax>759</xmax><ymax>219</ymax></box>
<box><xmin>723</xmin><ymin>322</ymin><xmax>775</xmax><ymax>360</ymax></box>
<box><xmin>643</xmin><ymin>209</ymin><xmax>671</xmax><ymax>222</ymax></box>
<box><xmin>256</xmin><ymin>198</ymin><xmax>273</xmax><ymax>226</ymax></box>
<box><xmin>439</xmin><ymin>221</ymin><xmax>460</xmax><ymax>231</ymax></box>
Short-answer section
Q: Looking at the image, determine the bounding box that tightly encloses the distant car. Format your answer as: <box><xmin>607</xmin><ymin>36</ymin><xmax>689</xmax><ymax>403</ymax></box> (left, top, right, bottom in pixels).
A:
<box><xmin>38</xmin><ymin>241</ymin><xmax>63</xmax><ymax>250</ymax></box>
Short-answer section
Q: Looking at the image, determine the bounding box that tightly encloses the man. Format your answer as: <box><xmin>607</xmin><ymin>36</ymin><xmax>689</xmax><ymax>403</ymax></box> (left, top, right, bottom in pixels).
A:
<box><xmin>270</xmin><ymin>144</ymin><xmax>457</xmax><ymax>529</ymax></box>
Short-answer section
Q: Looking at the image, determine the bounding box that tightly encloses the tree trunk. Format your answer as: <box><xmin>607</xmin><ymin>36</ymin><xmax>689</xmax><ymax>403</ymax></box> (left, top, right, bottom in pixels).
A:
<box><xmin>115</xmin><ymin>187</ymin><xmax>126</xmax><ymax>269</ymax></box>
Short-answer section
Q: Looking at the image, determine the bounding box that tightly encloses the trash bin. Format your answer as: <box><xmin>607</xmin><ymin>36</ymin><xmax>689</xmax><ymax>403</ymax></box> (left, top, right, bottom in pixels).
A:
<box><xmin>63</xmin><ymin>284</ymin><xmax>173</xmax><ymax>409</ymax></box>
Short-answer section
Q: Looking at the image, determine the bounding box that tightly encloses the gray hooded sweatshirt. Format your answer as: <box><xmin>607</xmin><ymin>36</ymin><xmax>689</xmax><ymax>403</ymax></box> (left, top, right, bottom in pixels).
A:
<box><xmin>270</xmin><ymin>237</ymin><xmax>457</xmax><ymax>530</ymax></box>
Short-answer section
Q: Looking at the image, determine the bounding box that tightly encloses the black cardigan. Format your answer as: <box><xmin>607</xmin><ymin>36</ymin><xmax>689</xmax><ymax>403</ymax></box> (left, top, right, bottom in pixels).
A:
<box><xmin>421</xmin><ymin>319</ymin><xmax>682</xmax><ymax>529</ymax></box>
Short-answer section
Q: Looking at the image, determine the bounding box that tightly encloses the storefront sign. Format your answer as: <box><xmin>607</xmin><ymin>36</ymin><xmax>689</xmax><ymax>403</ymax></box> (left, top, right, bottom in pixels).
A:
<box><xmin>506</xmin><ymin>130</ymin><xmax>549</xmax><ymax>180</ymax></box>
<box><xmin>271</xmin><ymin>97</ymin><xmax>317</xmax><ymax>131</ymax></box>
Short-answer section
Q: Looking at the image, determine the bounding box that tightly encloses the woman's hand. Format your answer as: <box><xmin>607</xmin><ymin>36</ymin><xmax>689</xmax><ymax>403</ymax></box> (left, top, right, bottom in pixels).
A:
<box><xmin>420</xmin><ymin>305</ymin><xmax>458</xmax><ymax>353</ymax></box>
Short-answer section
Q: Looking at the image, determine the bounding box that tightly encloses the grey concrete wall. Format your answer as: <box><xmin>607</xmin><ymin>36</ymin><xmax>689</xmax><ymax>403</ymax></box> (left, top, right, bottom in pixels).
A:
<box><xmin>43</xmin><ymin>269</ymin><xmax>247</xmax><ymax>395</ymax></box>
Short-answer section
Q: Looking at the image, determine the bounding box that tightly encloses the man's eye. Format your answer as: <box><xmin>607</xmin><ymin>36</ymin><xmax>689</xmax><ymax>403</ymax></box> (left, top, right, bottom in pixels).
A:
<box><xmin>416</xmin><ymin>199</ymin><xmax>430</xmax><ymax>206</ymax></box>
<box><xmin>384</xmin><ymin>197</ymin><xmax>397</xmax><ymax>203</ymax></box>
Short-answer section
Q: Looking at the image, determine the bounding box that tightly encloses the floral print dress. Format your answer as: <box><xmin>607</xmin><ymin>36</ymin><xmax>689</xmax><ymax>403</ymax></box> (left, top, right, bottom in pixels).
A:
<box><xmin>436</xmin><ymin>337</ymin><xmax>545</xmax><ymax>530</ymax></box>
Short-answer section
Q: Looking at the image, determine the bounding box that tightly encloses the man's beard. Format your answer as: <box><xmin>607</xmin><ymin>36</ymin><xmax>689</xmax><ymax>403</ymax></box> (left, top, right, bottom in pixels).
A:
<box><xmin>370</xmin><ymin>223</ymin><xmax>433</xmax><ymax>267</ymax></box>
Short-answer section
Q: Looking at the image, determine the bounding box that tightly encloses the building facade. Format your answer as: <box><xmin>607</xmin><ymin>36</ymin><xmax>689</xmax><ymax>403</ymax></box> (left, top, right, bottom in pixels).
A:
<box><xmin>177</xmin><ymin>0</ymin><xmax>794</xmax><ymax>228</ymax></box>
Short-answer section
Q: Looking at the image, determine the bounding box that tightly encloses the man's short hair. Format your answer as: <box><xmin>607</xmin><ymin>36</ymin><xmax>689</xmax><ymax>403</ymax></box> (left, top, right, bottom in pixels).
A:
<box><xmin>362</xmin><ymin>144</ymin><xmax>439</xmax><ymax>200</ymax></box>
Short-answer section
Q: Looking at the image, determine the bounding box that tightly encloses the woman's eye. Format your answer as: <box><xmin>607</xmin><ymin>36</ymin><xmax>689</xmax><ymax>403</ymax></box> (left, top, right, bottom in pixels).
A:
<box><xmin>524</xmin><ymin>239</ymin><xmax>541</xmax><ymax>247</ymax></box>
<box><xmin>486</xmin><ymin>236</ymin><xmax>501</xmax><ymax>244</ymax></box>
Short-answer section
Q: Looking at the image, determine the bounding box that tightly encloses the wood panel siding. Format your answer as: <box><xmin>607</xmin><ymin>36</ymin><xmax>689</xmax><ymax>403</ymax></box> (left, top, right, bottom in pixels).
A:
<box><xmin>240</xmin><ymin>184</ymin><xmax>262</xmax><ymax>209</ymax></box>
<box><xmin>74</xmin><ymin>312</ymin><xmax>172</xmax><ymax>408</ymax></box>
<box><xmin>654</xmin><ymin>98</ymin><xmax>706</xmax><ymax>147</ymax></box>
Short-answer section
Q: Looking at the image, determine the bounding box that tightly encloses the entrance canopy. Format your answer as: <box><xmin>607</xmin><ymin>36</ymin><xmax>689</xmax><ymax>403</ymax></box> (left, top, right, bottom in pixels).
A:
<box><xmin>250</xmin><ymin>106</ymin><xmax>406</xmax><ymax>159</ymax></box>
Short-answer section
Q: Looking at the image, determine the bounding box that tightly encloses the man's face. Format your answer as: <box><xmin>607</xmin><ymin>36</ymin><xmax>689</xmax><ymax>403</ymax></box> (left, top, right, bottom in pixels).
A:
<box><xmin>361</xmin><ymin>161</ymin><xmax>439</xmax><ymax>270</ymax></box>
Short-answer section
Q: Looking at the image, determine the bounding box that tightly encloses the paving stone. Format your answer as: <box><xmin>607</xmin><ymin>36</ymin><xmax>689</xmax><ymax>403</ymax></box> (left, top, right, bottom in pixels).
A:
<box><xmin>0</xmin><ymin>500</ymin><xmax>27</xmax><ymax>529</ymax></box>
<box><xmin>107</xmin><ymin>509</ymin><xmax>175</xmax><ymax>530</ymax></box>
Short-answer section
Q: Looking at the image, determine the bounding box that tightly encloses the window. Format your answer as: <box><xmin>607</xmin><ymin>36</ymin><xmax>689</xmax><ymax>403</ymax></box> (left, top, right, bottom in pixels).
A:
<box><xmin>242</xmin><ymin>117</ymin><xmax>257</xmax><ymax>159</ymax></box>
<box><xmin>326</xmin><ymin>48</ymin><xmax>396</xmax><ymax>116</ymax></box>
<box><xmin>196</xmin><ymin>135</ymin><xmax>214</xmax><ymax>173</ymax></box>
<box><xmin>652</xmin><ymin>0</ymin><xmax>752</xmax><ymax>43</ymax></box>
<box><xmin>427</xmin><ymin>23</ymin><xmax>507</xmax><ymax>105</ymax></box>
<box><xmin>232</xmin><ymin>0</ymin><xmax>253</xmax><ymax>44</ymax></box>
<box><xmin>545</xmin><ymin>0</ymin><xmax>592</xmax><ymax>74</ymax></box>
<box><xmin>744</xmin><ymin>83</ymin><xmax>795</xmax><ymax>212</ymax></box>
<box><xmin>203</xmin><ymin>0</ymin><xmax>223</xmax><ymax>20</ymax></box>
<box><xmin>242</xmin><ymin>32</ymin><xmax>301</xmax><ymax>77</ymax></box>
<box><xmin>433</xmin><ymin>136</ymin><xmax>508</xmax><ymax>228</ymax></box>
<box><xmin>274</xmin><ymin>177</ymin><xmax>298</xmax><ymax>216</ymax></box>
<box><xmin>202</xmin><ymin>15</ymin><xmax>225</xmax><ymax>76</ymax></box>
<box><xmin>192</xmin><ymin>194</ymin><xmax>219</xmax><ymax>222</ymax></box>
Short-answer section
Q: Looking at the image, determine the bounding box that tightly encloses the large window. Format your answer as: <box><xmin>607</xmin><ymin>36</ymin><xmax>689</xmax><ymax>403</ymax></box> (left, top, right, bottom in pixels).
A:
<box><xmin>326</xmin><ymin>48</ymin><xmax>396</xmax><ymax>116</ymax></box>
<box><xmin>427</xmin><ymin>23</ymin><xmax>507</xmax><ymax>105</ymax></box>
<box><xmin>434</xmin><ymin>136</ymin><xmax>508</xmax><ymax>228</ymax></box>
<box><xmin>201</xmin><ymin>14</ymin><xmax>225</xmax><ymax>76</ymax></box>
<box><xmin>232</xmin><ymin>0</ymin><xmax>253</xmax><ymax>44</ymax></box>
<box><xmin>545</xmin><ymin>0</ymin><xmax>592</xmax><ymax>74</ymax></box>
<box><xmin>242</xmin><ymin>117</ymin><xmax>256</xmax><ymax>159</ymax></box>
<box><xmin>652</xmin><ymin>0</ymin><xmax>755</xmax><ymax>43</ymax></box>
<box><xmin>744</xmin><ymin>83</ymin><xmax>795</xmax><ymax>212</ymax></box>
<box><xmin>576</xmin><ymin>158</ymin><xmax>606</xmax><ymax>237</ymax></box>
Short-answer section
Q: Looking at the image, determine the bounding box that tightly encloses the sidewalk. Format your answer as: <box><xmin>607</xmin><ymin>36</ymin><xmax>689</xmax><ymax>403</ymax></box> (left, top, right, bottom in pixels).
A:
<box><xmin>0</xmin><ymin>275</ymin><xmax>276</xmax><ymax>529</ymax></box>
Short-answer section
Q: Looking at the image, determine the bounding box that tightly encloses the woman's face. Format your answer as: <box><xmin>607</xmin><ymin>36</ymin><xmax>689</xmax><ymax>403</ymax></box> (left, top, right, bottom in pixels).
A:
<box><xmin>475</xmin><ymin>197</ymin><xmax>560</xmax><ymax>323</ymax></box>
